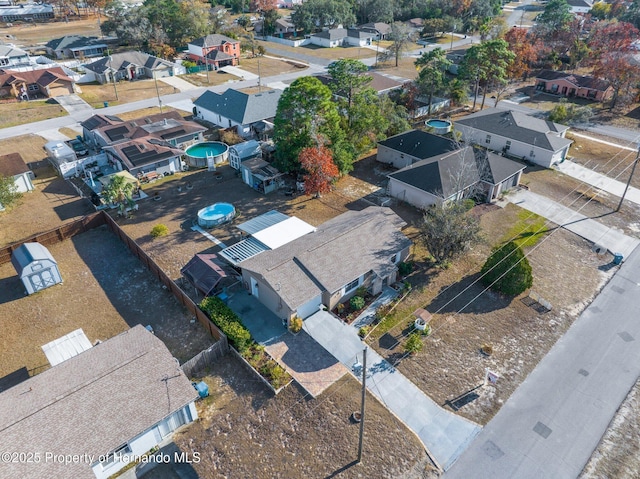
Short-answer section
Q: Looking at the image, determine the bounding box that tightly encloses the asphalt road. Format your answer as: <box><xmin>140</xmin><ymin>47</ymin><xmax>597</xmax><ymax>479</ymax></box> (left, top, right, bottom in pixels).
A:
<box><xmin>445</xmin><ymin>244</ymin><xmax>640</xmax><ymax>478</ymax></box>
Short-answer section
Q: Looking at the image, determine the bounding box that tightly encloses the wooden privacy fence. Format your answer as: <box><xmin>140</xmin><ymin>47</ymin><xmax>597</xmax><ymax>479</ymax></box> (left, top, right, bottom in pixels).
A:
<box><xmin>0</xmin><ymin>212</ymin><xmax>105</xmax><ymax>264</ymax></box>
<box><xmin>181</xmin><ymin>341</ymin><xmax>229</xmax><ymax>378</ymax></box>
<box><xmin>2</xmin><ymin>211</ymin><xmax>228</xmax><ymax>348</ymax></box>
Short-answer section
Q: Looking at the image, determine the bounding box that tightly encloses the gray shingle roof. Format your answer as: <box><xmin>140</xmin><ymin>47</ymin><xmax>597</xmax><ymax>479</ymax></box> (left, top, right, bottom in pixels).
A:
<box><xmin>378</xmin><ymin>129</ymin><xmax>458</xmax><ymax>160</ymax></box>
<box><xmin>389</xmin><ymin>147</ymin><xmax>525</xmax><ymax>197</ymax></box>
<box><xmin>45</xmin><ymin>35</ymin><xmax>106</xmax><ymax>51</ymax></box>
<box><xmin>0</xmin><ymin>44</ymin><xmax>29</xmax><ymax>59</ymax></box>
<box><xmin>536</xmin><ymin>69</ymin><xmax>611</xmax><ymax>92</ymax></box>
<box><xmin>193</xmin><ymin>88</ymin><xmax>282</xmax><ymax>125</ymax></box>
<box><xmin>240</xmin><ymin>207</ymin><xmax>411</xmax><ymax>311</ymax></box>
<box><xmin>84</xmin><ymin>51</ymin><xmax>172</xmax><ymax>74</ymax></box>
<box><xmin>190</xmin><ymin>34</ymin><xmax>239</xmax><ymax>47</ymax></box>
<box><xmin>0</xmin><ymin>325</ymin><xmax>197</xmax><ymax>479</ymax></box>
<box><xmin>312</xmin><ymin>28</ymin><xmax>348</xmax><ymax>40</ymax></box>
<box><xmin>455</xmin><ymin>108</ymin><xmax>572</xmax><ymax>152</ymax></box>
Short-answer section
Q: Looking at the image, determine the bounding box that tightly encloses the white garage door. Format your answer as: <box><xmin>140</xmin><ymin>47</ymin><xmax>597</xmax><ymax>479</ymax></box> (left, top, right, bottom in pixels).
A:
<box><xmin>297</xmin><ymin>295</ymin><xmax>322</xmax><ymax>319</ymax></box>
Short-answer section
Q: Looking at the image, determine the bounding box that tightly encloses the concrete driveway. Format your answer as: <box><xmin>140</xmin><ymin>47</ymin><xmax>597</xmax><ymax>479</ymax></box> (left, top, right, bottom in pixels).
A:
<box><xmin>508</xmin><ymin>188</ymin><xmax>640</xmax><ymax>258</ymax></box>
<box><xmin>54</xmin><ymin>94</ymin><xmax>93</xmax><ymax>115</ymax></box>
<box><xmin>304</xmin><ymin>310</ymin><xmax>481</xmax><ymax>470</ymax></box>
<box><xmin>445</xmin><ymin>243</ymin><xmax>640</xmax><ymax>478</ymax></box>
<box><xmin>226</xmin><ymin>288</ymin><xmax>346</xmax><ymax>397</ymax></box>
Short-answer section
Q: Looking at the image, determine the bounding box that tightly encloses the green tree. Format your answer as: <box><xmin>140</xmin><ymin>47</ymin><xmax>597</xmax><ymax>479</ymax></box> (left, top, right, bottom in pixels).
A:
<box><xmin>273</xmin><ymin>76</ymin><xmax>346</xmax><ymax>173</ymax></box>
<box><xmin>262</xmin><ymin>8</ymin><xmax>280</xmax><ymax>37</ymax></box>
<box><xmin>480</xmin><ymin>241</ymin><xmax>533</xmax><ymax>296</ymax></box>
<box><xmin>327</xmin><ymin>59</ymin><xmax>371</xmax><ymax>114</ymax></box>
<box><xmin>0</xmin><ymin>175</ymin><xmax>22</xmax><ymax>210</ymax></box>
<box><xmin>415</xmin><ymin>47</ymin><xmax>451</xmax><ymax>115</ymax></box>
<box><xmin>102</xmin><ymin>174</ymin><xmax>136</xmax><ymax>215</ymax></box>
<box><xmin>290</xmin><ymin>0</ymin><xmax>356</xmax><ymax>31</ymax></box>
<box><xmin>237</xmin><ymin>14</ymin><xmax>252</xmax><ymax>30</ymax></box>
<box><xmin>536</xmin><ymin>0</ymin><xmax>572</xmax><ymax>35</ymax></box>
<box><xmin>590</xmin><ymin>1</ymin><xmax>612</xmax><ymax>20</ymax></box>
<box><xmin>420</xmin><ymin>202</ymin><xmax>481</xmax><ymax>265</ymax></box>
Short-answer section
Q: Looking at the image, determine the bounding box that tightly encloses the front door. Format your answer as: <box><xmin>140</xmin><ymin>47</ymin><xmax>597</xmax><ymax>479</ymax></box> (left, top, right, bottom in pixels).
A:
<box><xmin>250</xmin><ymin>277</ymin><xmax>259</xmax><ymax>298</ymax></box>
<box><xmin>29</xmin><ymin>269</ymin><xmax>55</xmax><ymax>292</ymax></box>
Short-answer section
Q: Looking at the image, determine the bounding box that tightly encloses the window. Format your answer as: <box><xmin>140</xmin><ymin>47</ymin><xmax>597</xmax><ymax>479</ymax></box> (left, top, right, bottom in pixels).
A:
<box><xmin>505</xmin><ymin>140</ymin><xmax>511</xmax><ymax>151</ymax></box>
<box><xmin>28</xmin><ymin>84</ymin><xmax>39</xmax><ymax>92</ymax></box>
<box><xmin>485</xmin><ymin>134</ymin><xmax>491</xmax><ymax>144</ymax></box>
<box><xmin>0</xmin><ymin>58</ymin><xmax>8</xmax><ymax>66</ymax></box>
<box><xmin>343</xmin><ymin>277</ymin><xmax>360</xmax><ymax>294</ymax></box>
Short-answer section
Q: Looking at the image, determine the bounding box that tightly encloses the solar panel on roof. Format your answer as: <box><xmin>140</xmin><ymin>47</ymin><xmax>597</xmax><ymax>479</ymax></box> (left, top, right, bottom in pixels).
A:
<box><xmin>106</xmin><ymin>125</ymin><xmax>129</xmax><ymax>141</ymax></box>
<box><xmin>160</xmin><ymin>129</ymin><xmax>185</xmax><ymax>139</ymax></box>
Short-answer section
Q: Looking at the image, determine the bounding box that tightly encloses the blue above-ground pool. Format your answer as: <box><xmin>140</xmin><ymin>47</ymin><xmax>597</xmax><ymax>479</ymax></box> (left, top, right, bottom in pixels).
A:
<box><xmin>425</xmin><ymin>119</ymin><xmax>453</xmax><ymax>134</ymax></box>
<box><xmin>197</xmin><ymin>202</ymin><xmax>235</xmax><ymax>228</ymax></box>
<box><xmin>184</xmin><ymin>141</ymin><xmax>229</xmax><ymax>168</ymax></box>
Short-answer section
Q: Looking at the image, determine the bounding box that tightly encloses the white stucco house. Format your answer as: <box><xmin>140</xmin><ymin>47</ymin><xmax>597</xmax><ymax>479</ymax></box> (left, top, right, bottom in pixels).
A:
<box><xmin>454</xmin><ymin>108</ymin><xmax>573</xmax><ymax>168</ymax></box>
<box><xmin>0</xmin><ymin>325</ymin><xmax>198</xmax><ymax>479</ymax></box>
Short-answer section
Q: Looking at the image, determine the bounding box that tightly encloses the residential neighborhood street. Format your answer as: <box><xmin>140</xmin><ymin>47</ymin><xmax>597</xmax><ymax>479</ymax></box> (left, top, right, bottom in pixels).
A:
<box><xmin>445</xmin><ymin>243</ymin><xmax>640</xmax><ymax>478</ymax></box>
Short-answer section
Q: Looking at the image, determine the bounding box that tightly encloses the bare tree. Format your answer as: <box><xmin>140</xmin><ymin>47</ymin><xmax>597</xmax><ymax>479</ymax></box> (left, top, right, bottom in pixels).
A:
<box><xmin>383</xmin><ymin>22</ymin><xmax>415</xmax><ymax>67</ymax></box>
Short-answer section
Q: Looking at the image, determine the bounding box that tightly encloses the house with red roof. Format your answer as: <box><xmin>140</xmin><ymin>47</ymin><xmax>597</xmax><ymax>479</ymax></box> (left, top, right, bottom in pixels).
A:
<box><xmin>534</xmin><ymin>70</ymin><xmax>613</xmax><ymax>102</ymax></box>
<box><xmin>0</xmin><ymin>67</ymin><xmax>75</xmax><ymax>100</ymax></box>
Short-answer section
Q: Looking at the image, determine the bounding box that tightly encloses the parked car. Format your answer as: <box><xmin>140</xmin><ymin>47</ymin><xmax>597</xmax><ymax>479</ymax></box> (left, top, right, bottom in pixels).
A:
<box><xmin>68</xmin><ymin>138</ymin><xmax>88</xmax><ymax>156</ymax></box>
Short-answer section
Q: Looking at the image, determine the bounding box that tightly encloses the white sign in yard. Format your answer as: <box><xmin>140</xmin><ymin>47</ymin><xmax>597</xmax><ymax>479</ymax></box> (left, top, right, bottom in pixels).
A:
<box><xmin>485</xmin><ymin>368</ymin><xmax>500</xmax><ymax>386</ymax></box>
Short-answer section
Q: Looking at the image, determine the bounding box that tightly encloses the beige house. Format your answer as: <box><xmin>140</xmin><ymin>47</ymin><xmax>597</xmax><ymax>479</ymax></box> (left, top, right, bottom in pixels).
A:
<box><xmin>239</xmin><ymin>207</ymin><xmax>411</xmax><ymax>323</ymax></box>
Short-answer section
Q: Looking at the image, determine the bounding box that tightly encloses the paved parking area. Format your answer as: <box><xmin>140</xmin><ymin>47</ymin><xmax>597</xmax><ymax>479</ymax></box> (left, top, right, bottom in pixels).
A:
<box><xmin>226</xmin><ymin>286</ymin><xmax>346</xmax><ymax>397</ymax></box>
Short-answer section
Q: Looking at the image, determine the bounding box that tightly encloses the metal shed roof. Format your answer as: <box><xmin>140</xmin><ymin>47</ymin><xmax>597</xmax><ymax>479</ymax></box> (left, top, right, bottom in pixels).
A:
<box><xmin>219</xmin><ymin>237</ymin><xmax>269</xmax><ymax>266</ymax></box>
<box><xmin>42</xmin><ymin>329</ymin><xmax>93</xmax><ymax>367</ymax></box>
<box><xmin>237</xmin><ymin>210</ymin><xmax>289</xmax><ymax>235</ymax></box>
<box><xmin>252</xmin><ymin>217</ymin><xmax>316</xmax><ymax>250</ymax></box>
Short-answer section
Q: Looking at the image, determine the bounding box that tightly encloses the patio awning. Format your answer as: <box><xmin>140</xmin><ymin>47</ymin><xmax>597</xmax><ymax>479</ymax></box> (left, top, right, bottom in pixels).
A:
<box><xmin>98</xmin><ymin>170</ymin><xmax>140</xmax><ymax>187</ymax></box>
<box><xmin>180</xmin><ymin>253</ymin><xmax>230</xmax><ymax>296</ymax></box>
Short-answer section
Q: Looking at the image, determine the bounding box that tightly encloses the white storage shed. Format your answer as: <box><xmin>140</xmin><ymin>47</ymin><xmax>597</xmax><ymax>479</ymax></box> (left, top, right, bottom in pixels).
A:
<box><xmin>11</xmin><ymin>242</ymin><xmax>63</xmax><ymax>295</ymax></box>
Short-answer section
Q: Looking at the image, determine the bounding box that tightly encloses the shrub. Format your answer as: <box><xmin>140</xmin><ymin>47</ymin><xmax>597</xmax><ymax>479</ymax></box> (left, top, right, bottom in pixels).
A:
<box><xmin>220</xmin><ymin>129</ymin><xmax>243</xmax><ymax>145</ymax></box>
<box><xmin>480</xmin><ymin>241</ymin><xmax>533</xmax><ymax>296</ymax></box>
<box><xmin>481</xmin><ymin>343</ymin><xmax>493</xmax><ymax>356</ymax></box>
<box><xmin>404</xmin><ymin>332</ymin><xmax>423</xmax><ymax>354</ymax></box>
<box><xmin>421</xmin><ymin>324</ymin><xmax>432</xmax><ymax>336</ymax></box>
<box><xmin>355</xmin><ymin>285</ymin><xmax>368</xmax><ymax>298</ymax></box>
<box><xmin>150</xmin><ymin>224</ymin><xmax>169</xmax><ymax>238</ymax></box>
<box><xmin>199</xmin><ymin>297</ymin><xmax>252</xmax><ymax>352</ymax></box>
<box><xmin>398</xmin><ymin>261</ymin><xmax>413</xmax><ymax>277</ymax></box>
<box><xmin>358</xmin><ymin>326</ymin><xmax>370</xmax><ymax>338</ymax></box>
<box><xmin>289</xmin><ymin>316</ymin><xmax>303</xmax><ymax>333</ymax></box>
<box><xmin>548</xmin><ymin>100</ymin><xmax>593</xmax><ymax>125</ymax></box>
<box><xmin>350</xmin><ymin>295</ymin><xmax>365</xmax><ymax>311</ymax></box>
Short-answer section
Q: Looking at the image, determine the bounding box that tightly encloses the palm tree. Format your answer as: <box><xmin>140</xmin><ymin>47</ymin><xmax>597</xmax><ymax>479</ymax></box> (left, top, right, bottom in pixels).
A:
<box><xmin>102</xmin><ymin>174</ymin><xmax>135</xmax><ymax>215</ymax></box>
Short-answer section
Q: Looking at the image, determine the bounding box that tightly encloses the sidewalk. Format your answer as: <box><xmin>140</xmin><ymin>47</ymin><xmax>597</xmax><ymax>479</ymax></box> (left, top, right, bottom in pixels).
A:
<box><xmin>556</xmin><ymin>159</ymin><xmax>640</xmax><ymax>207</ymax></box>
<box><xmin>507</xmin><ymin>189</ymin><xmax>640</xmax><ymax>258</ymax></box>
<box><xmin>304</xmin><ymin>310</ymin><xmax>481</xmax><ymax>470</ymax></box>
<box><xmin>445</xmin><ymin>245</ymin><xmax>640</xmax><ymax>478</ymax></box>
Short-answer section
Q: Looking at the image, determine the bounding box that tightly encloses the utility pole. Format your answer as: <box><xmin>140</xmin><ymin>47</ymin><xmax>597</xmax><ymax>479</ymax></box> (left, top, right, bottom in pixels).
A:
<box><xmin>357</xmin><ymin>346</ymin><xmax>367</xmax><ymax>464</ymax></box>
<box><xmin>617</xmin><ymin>145</ymin><xmax>640</xmax><ymax>212</ymax></box>
<box><xmin>109</xmin><ymin>55</ymin><xmax>118</xmax><ymax>101</ymax></box>
<box><xmin>257</xmin><ymin>58</ymin><xmax>261</xmax><ymax>92</ymax></box>
<box><xmin>153</xmin><ymin>72</ymin><xmax>163</xmax><ymax>113</ymax></box>
<box><xmin>203</xmin><ymin>37</ymin><xmax>210</xmax><ymax>84</ymax></box>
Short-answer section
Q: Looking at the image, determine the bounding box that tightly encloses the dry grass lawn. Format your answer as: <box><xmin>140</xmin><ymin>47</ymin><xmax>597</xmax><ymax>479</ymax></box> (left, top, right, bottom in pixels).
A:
<box><xmin>0</xmin><ymin>134</ymin><xmax>48</xmax><ymax>164</ymax></box>
<box><xmin>0</xmin><ymin>100</ymin><xmax>67</xmax><ymax>128</ymax></box>
<box><xmin>78</xmin><ymin>79</ymin><xmax>176</xmax><ymax>108</ymax></box>
<box><xmin>0</xmin><ymin>16</ymin><xmax>102</xmax><ymax>46</ymax></box>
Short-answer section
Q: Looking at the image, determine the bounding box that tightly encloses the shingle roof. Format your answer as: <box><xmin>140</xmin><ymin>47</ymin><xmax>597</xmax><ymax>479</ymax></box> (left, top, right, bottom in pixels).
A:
<box><xmin>240</xmin><ymin>207</ymin><xmax>411</xmax><ymax>311</ymax></box>
<box><xmin>0</xmin><ymin>325</ymin><xmax>198</xmax><ymax>479</ymax></box>
<box><xmin>0</xmin><ymin>67</ymin><xmax>73</xmax><ymax>89</ymax></box>
<box><xmin>84</xmin><ymin>51</ymin><xmax>172</xmax><ymax>74</ymax></box>
<box><xmin>193</xmin><ymin>88</ymin><xmax>282</xmax><ymax>125</ymax></box>
<box><xmin>359</xmin><ymin>22</ymin><xmax>391</xmax><ymax>35</ymax></box>
<box><xmin>455</xmin><ymin>108</ymin><xmax>572</xmax><ymax>152</ymax></box>
<box><xmin>312</xmin><ymin>28</ymin><xmax>348</xmax><ymax>40</ymax></box>
<box><xmin>535</xmin><ymin>69</ymin><xmax>611</xmax><ymax>92</ymax></box>
<box><xmin>190</xmin><ymin>34</ymin><xmax>239</xmax><ymax>47</ymax></box>
<box><xmin>0</xmin><ymin>44</ymin><xmax>29</xmax><ymax>59</ymax></box>
<box><xmin>0</xmin><ymin>152</ymin><xmax>29</xmax><ymax>177</ymax></box>
<box><xmin>378</xmin><ymin>129</ymin><xmax>458</xmax><ymax>160</ymax></box>
<box><xmin>45</xmin><ymin>35</ymin><xmax>107</xmax><ymax>51</ymax></box>
<box><xmin>389</xmin><ymin>147</ymin><xmax>525</xmax><ymax>197</ymax></box>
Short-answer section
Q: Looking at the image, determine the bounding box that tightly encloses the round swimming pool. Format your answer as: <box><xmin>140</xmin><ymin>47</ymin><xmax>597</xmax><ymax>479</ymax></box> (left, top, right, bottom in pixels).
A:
<box><xmin>425</xmin><ymin>119</ymin><xmax>452</xmax><ymax>135</ymax></box>
<box><xmin>197</xmin><ymin>202</ymin><xmax>235</xmax><ymax>228</ymax></box>
<box><xmin>184</xmin><ymin>141</ymin><xmax>229</xmax><ymax>168</ymax></box>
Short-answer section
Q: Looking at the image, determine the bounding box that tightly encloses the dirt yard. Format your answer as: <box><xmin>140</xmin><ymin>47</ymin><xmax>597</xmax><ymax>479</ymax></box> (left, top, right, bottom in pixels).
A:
<box><xmin>78</xmin><ymin>79</ymin><xmax>177</xmax><ymax>108</ymax></box>
<box><xmin>0</xmin><ymin>16</ymin><xmax>102</xmax><ymax>47</ymax></box>
<box><xmin>0</xmin><ymin>100</ymin><xmax>67</xmax><ymax>129</ymax></box>
<box><xmin>174</xmin><ymin>353</ymin><xmax>436</xmax><ymax>479</ymax></box>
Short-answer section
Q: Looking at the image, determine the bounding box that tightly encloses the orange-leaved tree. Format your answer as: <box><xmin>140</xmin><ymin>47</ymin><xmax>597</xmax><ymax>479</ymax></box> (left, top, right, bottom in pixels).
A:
<box><xmin>299</xmin><ymin>146</ymin><xmax>339</xmax><ymax>198</ymax></box>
